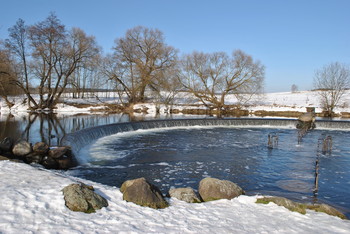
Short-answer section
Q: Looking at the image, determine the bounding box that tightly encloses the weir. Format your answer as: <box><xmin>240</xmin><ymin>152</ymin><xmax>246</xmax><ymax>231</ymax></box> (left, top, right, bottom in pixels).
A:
<box><xmin>60</xmin><ymin>118</ymin><xmax>350</xmax><ymax>157</ymax></box>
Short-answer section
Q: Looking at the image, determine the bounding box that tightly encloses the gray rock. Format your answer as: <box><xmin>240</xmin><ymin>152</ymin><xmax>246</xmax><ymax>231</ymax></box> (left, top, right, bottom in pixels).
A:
<box><xmin>299</xmin><ymin>112</ymin><xmax>315</xmax><ymax>122</ymax></box>
<box><xmin>33</xmin><ymin>142</ymin><xmax>50</xmax><ymax>155</ymax></box>
<box><xmin>120</xmin><ymin>177</ymin><xmax>168</xmax><ymax>209</ymax></box>
<box><xmin>0</xmin><ymin>137</ymin><xmax>13</xmax><ymax>152</ymax></box>
<box><xmin>199</xmin><ymin>177</ymin><xmax>245</xmax><ymax>202</ymax></box>
<box><xmin>62</xmin><ymin>183</ymin><xmax>108</xmax><ymax>213</ymax></box>
<box><xmin>12</xmin><ymin>140</ymin><xmax>32</xmax><ymax>157</ymax></box>
<box><xmin>169</xmin><ymin>187</ymin><xmax>201</xmax><ymax>203</ymax></box>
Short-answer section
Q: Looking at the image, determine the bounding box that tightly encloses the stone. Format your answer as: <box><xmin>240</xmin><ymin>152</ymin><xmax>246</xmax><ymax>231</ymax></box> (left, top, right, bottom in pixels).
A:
<box><xmin>256</xmin><ymin>196</ymin><xmax>306</xmax><ymax>214</ymax></box>
<box><xmin>256</xmin><ymin>196</ymin><xmax>347</xmax><ymax>219</ymax></box>
<box><xmin>41</xmin><ymin>156</ymin><xmax>59</xmax><ymax>169</ymax></box>
<box><xmin>120</xmin><ymin>177</ymin><xmax>168</xmax><ymax>209</ymax></box>
<box><xmin>0</xmin><ymin>137</ymin><xmax>14</xmax><ymax>152</ymax></box>
<box><xmin>168</xmin><ymin>187</ymin><xmax>201</xmax><ymax>203</ymax></box>
<box><xmin>198</xmin><ymin>177</ymin><xmax>245</xmax><ymax>202</ymax></box>
<box><xmin>12</xmin><ymin>140</ymin><xmax>32</xmax><ymax>157</ymax></box>
<box><xmin>298</xmin><ymin>112</ymin><xmax>315</xmax><ymax>122</ymax></box>
<box><xmin>62</xmin><ymin>183</ymin><xmax>108</xmax><ymax>213</ymax></box>
<box><xmin>25</xmin><ymin>153</ymin><xmax>43</xmax><ymax>164</ymax></box>
<box><xmin>306</xmin><ymin>203</ymin><xmax>347</xmax><ymax>220</ymax></box>
<box><xmin>33</xmin><ymin>142</ymin><xmax>50</xmax><ymax>155</ymax></box>
<box><xmin>48</xmin><ymin>147</ymin><xmax>68</xmax><ymax>159</ymax></box>
<box><xmin>0</xmin><ymin>155</ymin><xmax>10</xmax><ymax>161</ymax></box>
<box><xmin>57</xmin><ymin>155</ymin><xmax>76</xmax><ymax>170</ymax></box>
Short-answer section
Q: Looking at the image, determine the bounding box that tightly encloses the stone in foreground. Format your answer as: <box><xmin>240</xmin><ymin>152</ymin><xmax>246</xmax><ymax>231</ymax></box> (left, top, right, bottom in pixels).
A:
<box><xmin>168</xmin><ymin>187</ymin><xmax>201</xmax><ymax>203</ymax></box>
<box><xmin>62</xmin><ymin>183</ymin><xmax>108</xmax><ymax>213</ymax></box>
<box><xmin>256</xmin><ymin>196</ymin><xmax>347</xmax><ymax>219</ymax></box>
<box><xmin>199</xmin><ymin>177</ymin><xmax>245</xmax><ymax>202</ymax></box>
<box><xmin>12</xmin><ymin>140</ymin><xmax>32</xmax><ymax>157</ymax></box>
<box><xmin>120</xmin><ymin>177</ymin><xmax>168</xmax><ymax>209</ymax></box>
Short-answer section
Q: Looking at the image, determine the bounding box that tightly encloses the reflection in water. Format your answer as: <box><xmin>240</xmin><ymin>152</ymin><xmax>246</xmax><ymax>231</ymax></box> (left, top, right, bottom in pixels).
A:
<box><xmin>0</xmin><ymin>113</ymin><xmax>131</xmax><ymax>145</ymax></box>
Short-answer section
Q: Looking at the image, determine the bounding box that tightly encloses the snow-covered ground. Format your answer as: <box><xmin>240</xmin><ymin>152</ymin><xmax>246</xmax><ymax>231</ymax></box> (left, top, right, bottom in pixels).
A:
<box><xmin>1</xmin><ymin>160</ymin><xmax>349</xmax><ymax>233</ymax></box>
<box><xmin>1</xmin><ymin>90</ymin><xmax>350</xmax><ymax>117</ymax></box>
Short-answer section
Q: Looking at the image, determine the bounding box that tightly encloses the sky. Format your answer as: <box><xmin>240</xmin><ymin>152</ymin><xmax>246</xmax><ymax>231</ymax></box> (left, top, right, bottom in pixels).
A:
<box><xmin>0</xmin><ymin>0</ymin><xmax>349</xmax><ymax>92</ymax></box>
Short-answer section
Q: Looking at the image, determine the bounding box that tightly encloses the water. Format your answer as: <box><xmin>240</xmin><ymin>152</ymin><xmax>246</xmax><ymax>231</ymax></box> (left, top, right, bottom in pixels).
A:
<box><xmin>67</xmin><ymin>126</ymin><xmax>350</xmax><ymax>217</ymax></box>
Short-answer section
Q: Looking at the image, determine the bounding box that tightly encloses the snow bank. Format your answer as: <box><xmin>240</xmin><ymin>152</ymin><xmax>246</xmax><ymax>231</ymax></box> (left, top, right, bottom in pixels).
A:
<box><xmin>0</xmin><ymin>161</ymin><xmax>349</xmax><ymax>233</ymax></box>
<box><xmin>1</xmin><ymin>90</ymin><xmax>350</xmax><ymax>116</ymax></box>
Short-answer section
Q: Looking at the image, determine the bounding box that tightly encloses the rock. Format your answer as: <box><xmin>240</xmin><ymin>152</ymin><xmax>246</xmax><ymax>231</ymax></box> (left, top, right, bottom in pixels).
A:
<box><xmin>0</xmin><ymin>155</ymin><xmax>10</xmax><ymax>161</ymax></box>
<box><xmin>57</xmin><ymin>155</ymin><xmax>76</xmax><ymax>169</ymax></box>
<box><xmin>120</xmin><ymin>177</ymin><xmax>168</xmax><ymax>209</ymax></box>
<box><xmin>49</xmin><ymin>146</ymin><xmax>71</xmax><ymax>158</ymax></box>
<box><xmin>198</xmin><ymin>177</ymin><xmax>245</xmax><ymax>202</ymax></box>
<box><xmin>256</xmin><ymin>196</ymin><xmax>306</xmax><ymax>214</ymax></box>
<box><xmin>48</xmin><ymin>147</ymin><xmax>68</xmax><ymax>159</ymax></box>
<box><xmin>41</xmin><ymin>156</ymin><xmax>59</xmax><ymax>169</ymax></box>
<box><xmin>168</xmin><ymin>187</ymin><xmax>201</xmax><ymax>203</ymax></box>
<box><xmin>0</xmin><ymin>137</ymin><xmax>14</xmax><ymax>152</ymax></box>
<box><xmin>12</xmin><ymin>140</ymin><xmax>32</xmax><ymax>157</ymax></box>
<box><xmin>298</xmin><ymin>112</ymin><xmax>315</xmax><ymax>122</ymax></box>
<box><xmin>62</xmin><ymin>183</ymin><xmax>108</xmax><ymax>213</ymax></box>
<box><xmin>307</xmin><ymin>203</ymin><xmax>347</xmax><ymax>220</ymax></box>
<box><xmin>256</xmin><ymin>196</ymin><xmax>347</xmax><ymax>219</ymax></box>
<box><xmin>25</xmin><ymin>153</ymin><xmax>43</xmax><ymax>164</ymax></box>
<box><xmin>33</xmin><ymin>142</ymin><xmax>50</xmax><ymax>155</ymax></box>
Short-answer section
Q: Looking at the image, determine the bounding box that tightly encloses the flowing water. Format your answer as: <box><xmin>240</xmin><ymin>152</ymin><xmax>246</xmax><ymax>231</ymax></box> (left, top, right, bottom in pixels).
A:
<box><xmin>66</xmin><ymin>125</ymin><xmax>350</xmax><ymax>217</ymax></box>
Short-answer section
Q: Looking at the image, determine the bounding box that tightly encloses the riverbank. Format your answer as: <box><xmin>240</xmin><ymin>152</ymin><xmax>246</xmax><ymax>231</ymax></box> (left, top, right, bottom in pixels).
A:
<box><xmin>1</xmin><ymin>90</ymin><xmax>350</xmax><ymax>119</ymax></box>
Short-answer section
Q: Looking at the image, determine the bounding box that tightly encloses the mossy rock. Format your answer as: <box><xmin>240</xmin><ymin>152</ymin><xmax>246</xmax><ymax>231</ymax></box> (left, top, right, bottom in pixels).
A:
<box><xmin>256</xmin><ymin>196</ymin><xmax>347</xmax><ymax>219</ymax></box>
<box><xmin>62</xmin><ymin>183</ymin><xmax>108</xmax><ymax>213</ymax></box>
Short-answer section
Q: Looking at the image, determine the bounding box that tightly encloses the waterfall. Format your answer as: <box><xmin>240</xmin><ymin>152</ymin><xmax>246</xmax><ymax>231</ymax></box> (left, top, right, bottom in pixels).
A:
<box><xmin>60</xmin><ymin>118</ymin><xmax>349</xmax><ymax>157</ymax></box>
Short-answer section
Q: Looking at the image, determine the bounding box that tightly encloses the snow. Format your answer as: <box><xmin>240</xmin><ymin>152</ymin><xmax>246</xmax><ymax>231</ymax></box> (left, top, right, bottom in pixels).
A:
<box><xmin>0</xmin><ymin>160</ymin><xmax>349</xmax><ymax>233</ymax></box>
<box><xmin>2</xmin><ymin>90</ymin><xmax>350</xmax><ymax>117</ymax></box>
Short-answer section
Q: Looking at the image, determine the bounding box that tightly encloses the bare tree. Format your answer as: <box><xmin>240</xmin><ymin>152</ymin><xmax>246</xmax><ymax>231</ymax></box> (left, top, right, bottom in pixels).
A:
<box><xmin>0</xmin><ymin>48</ymin><xmax>19</xmax><ymax>107</ymax></box>
<box><xmin>179</xmin><ymin>50</ymin><xmax>264</xmax><ymax>116</ymax></box>
<box><xmin>4</xmin><ymin>14</ymin><xmax>100</xmax><ymax>110</ymax></box>
<box><xmin>313</xmin><ymin>62</ymin><xmax>350</xmax><ymax>117</ymax></box>
<box><xmin>107</xmin><ymin>26</ymin><xmax>178</xmax><ymax>105</ymax></box>
<box><xmin>291</xmin><ymin>84</ymin><xmax>298</xmax><ymax>93</ymax></box>
<box><xmin>68</xmin><ymin>28</ymin><xmax>101</xmax><ymax>98</ymax></box>
<box><xmin>5</xmin><ymin>18</ymin><xmax>38</xmax><ymax>108</ymax></box>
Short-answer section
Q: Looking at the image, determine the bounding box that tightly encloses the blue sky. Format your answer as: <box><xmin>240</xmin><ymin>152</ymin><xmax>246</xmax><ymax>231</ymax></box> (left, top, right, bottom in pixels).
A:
<box><xmin>0</xmin><ymin>0</ymin><xmax>349</xmax><ymax>92</ymax></box>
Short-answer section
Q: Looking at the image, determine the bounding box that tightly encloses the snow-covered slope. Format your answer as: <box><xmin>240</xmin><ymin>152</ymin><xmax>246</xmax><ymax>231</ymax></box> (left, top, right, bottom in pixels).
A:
<box><xmin>0</xmin><ymin>161</ymin><xmax>349</xmax><ymax>233</ymax></box>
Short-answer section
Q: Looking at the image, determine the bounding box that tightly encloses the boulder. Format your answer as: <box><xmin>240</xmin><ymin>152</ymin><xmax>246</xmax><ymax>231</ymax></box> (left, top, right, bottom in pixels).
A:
<box><xmin>306</xmin><ymin>203</ymin><xmax>347</xmax><ymax>220</ymax></box>
<box><xmin>25</xmin><ymin>153</ymin><xmax>43</xmax><ymax>164</ymax></box>
<box><xmin>0</xmin><ymin>137</ymin><xmax>14</xmax><ymax>152</ymax></box>
<box><xmin>12</xmin><ymin>140</ymin><xmax>32</xmax><ymax>157</ymax></box>
<box><xmin>198</xmin><ymin>177</ymin><xmax>245</xmax><ymax>202</ymax></box>
<box><xmin>256</xmin><ymin>196</ymin><xmax>306</xmax><ymax>214</ymax></box>
<box><xmin>120</xmin><ymin>177</ymin><xmax>168</xmax><ymax>209</ymax></box>
<box><xmin>256</xmin><ymin>196</ymin><xmax>347</xmax><ymax>219</ymax></box>
<box><xmin>33</xmin><ymin>142</ymin><xmax>50</xmax><ymax>155</ymax></box>
<box><xmin>48</xmin><ymin>147</ymin><xmax>68</xmax><ymax>159</ymax></box>
<box><xmin>0</xmin><ymin>155</ymin><xmax>10</xmax><ymax>161</ymax></box>
<box><xmin>168</xmin><ymin>187</ymin><xmax>201</xmax><ymax>203</ymax></box>
<box><xmin>298</xmin><ymin>112</ymin><xmax>315</xmax><ymax>122</ymax></box>
<box><xmin>56</xmin><ymin>155</ymin><xmax>76</xmax><ymax>170</ymax></box>
<box><xmin>41</xmin><ymin>156</ymin><xmax>59</xmax><ymax>169</ymax></box>
<box><xmin>62</xmin><ymin>183</ymin><xmax>108</xmax><ymax>213</ymax></box>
